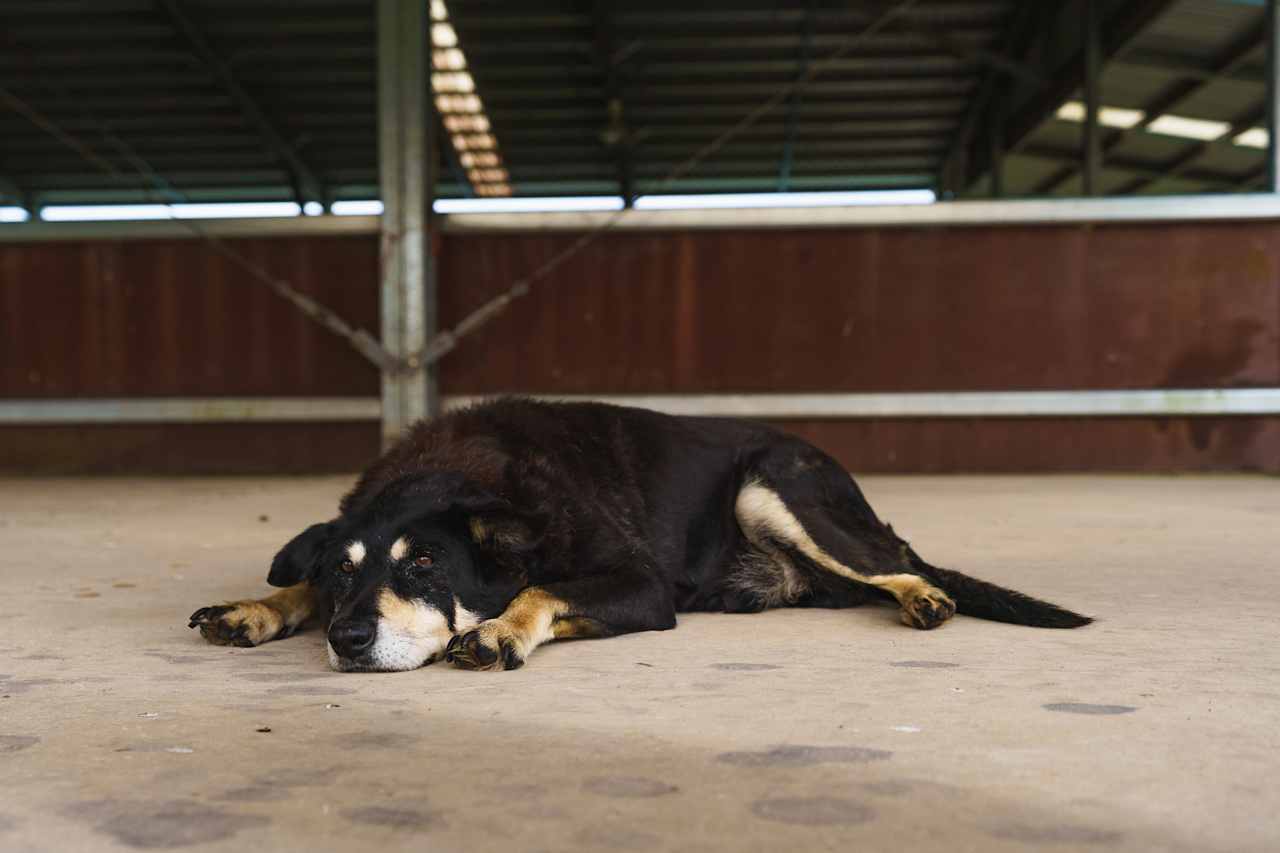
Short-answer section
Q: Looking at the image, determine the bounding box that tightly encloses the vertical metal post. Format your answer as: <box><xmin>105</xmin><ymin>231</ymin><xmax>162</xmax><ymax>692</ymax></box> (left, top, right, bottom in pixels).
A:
<box><xmin>1269</xmin><ymin>0</ymin><xmax>1280</xmax><ymax>192</ymax></box>
<box><xmin>1083</xmin><ymin>0</ymin><xmax>1101</xmax><ymax>196</ymax></box>
<box><xmin>378</xmin><ymin>0</ymin><xmax>436</xmax><ymax>449</ymax></box>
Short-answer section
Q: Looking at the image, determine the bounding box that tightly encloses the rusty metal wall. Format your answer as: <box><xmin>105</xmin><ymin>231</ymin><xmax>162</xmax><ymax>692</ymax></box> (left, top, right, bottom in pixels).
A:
<box><xmin>0</xmin><ymin>235</ymin><xmax>380</xmax><ymax>398</ymax></box>
<box><xmin>2</xmin><ymin>223</ymin><xmax>1277</xmax><ymax>473</ymax></box>
<box><xmin>439</xmin><ymin>224</ymin><xmax>1280</xmax><ymax>393</ymax></box>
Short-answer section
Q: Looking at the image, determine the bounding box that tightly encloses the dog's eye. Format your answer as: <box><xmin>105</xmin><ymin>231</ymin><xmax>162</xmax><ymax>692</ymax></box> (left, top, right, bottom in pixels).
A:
<box><xmin>414</xmin><ymin>555</ymin><xmax>434</xmax><ymax>568</ymax></box>
<box><xmin>340</xmin><ymin>560</ymin><xmax>356</xmax><ymax>573</ymax></box>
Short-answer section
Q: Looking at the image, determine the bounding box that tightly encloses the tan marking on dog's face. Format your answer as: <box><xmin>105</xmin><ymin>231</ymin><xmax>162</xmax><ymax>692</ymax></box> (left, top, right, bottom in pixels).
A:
<box><xmin>327</xmin><ymin>588</ymin><xmax>452</xmax><ymax>672</ymax></box>
<box><xmin>346</xmin><ymin>541</ymin><xmax>366</xmax><ymax>566</ymax></box>
<box><xmin>389</xmin><ymin>536</ymin><xmax>409</xmax><ymax>561</ymax></box>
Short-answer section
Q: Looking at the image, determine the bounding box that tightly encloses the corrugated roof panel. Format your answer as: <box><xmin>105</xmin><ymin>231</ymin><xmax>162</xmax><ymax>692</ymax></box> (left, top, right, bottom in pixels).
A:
<box><xmin>0</xmin><ymin>0</ymin><xmax>1269</xmax><ymax>208</ymax></box>
<box><xmin>1136</xmin><ymin>0</ymin><xmax>1262</xmax><ymax>57</ymax></box>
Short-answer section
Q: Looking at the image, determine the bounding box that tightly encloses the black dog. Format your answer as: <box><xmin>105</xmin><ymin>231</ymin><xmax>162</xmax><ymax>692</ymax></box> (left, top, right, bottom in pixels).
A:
<box><xmin>190</xmin><ymin>399</ymin><xmax>1089</xmax><ymax>671</ymax></box>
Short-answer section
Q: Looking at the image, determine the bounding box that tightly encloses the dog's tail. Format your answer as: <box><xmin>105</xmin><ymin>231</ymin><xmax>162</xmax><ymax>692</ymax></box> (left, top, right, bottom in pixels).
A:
<box><xmin>908</xmin><ymin>552</ymin><xmax>1092</xmax><ymax>629</ymax></box>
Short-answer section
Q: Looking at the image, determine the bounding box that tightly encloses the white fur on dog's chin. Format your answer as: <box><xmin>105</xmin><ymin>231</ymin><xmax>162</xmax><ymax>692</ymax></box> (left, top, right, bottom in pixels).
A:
<box><xmin>327</xmin><ymin>598</ymin><xmax>483</xmax><ymax>672</ymax></box>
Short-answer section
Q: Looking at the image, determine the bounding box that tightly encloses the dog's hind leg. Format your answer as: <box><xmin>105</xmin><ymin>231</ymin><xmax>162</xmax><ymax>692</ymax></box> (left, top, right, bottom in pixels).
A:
<box><xmin>446</xmin><ymin>570</ymin><xmax>677</xmax><ymax>671</ymax></box>
<box><xmin>189</xmin><ymin>582</ymin><xmax>321</xmax><ymax>647</ymax></box>
<box><xmin>735</xmin><ymin>444</ymin><xmax>957</xmax><ymax>629</ymax></box>
<box><xmin>737</xmin><ymin>442</ymin><xmax>1091</xmax><ymax>630</ymax></box>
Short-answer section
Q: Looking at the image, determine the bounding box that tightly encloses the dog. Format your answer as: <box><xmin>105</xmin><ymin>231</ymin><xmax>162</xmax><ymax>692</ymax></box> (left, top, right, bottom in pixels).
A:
<box><xmin>189</xmin><ymin>398</ymin><xmax>1090</xmax><ymax>671</ymax></box>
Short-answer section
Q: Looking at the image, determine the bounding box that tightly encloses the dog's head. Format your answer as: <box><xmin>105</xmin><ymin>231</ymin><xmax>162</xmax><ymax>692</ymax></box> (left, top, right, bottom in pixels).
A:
<box><xmin>268</xmin><ymin>474</ymin><xmax>537</xmax><ymax>672</ymax></box>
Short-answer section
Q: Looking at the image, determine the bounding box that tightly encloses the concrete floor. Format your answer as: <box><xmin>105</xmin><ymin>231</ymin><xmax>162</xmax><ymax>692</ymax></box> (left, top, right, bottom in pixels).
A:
<box><xmin>1</xmin><ymin>475</ymin><xmax>1277</xmax><ymax>853</ymax></box>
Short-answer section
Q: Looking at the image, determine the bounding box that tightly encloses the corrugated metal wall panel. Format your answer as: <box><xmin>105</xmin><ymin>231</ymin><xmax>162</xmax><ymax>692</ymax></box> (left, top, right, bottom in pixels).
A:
<box><xmin>2</xmin><ymin>222</ymin><xmax>1277</xmax><ymax>472</ymax></box>
<box><xmin>439</xmin><ymin>224</ymin><xmax>1280</xmax><ymax>393</ymax></box>
<box><xmin>0</xmin><ymin>235</ymin><xmax>380</xmax><ymax>397</ymax></box>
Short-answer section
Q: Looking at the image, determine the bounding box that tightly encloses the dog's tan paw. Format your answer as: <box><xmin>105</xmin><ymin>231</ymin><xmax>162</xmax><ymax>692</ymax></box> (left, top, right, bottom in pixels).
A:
<box><xmin>899</xmin><ymin>588</ymin><xmax>956</xmax><ymax>630</ymax></box>
<box><xmin>188</xmin><ymin>602</ymin><xmax>288</xmax><ymax>647</ymax></box>
<box><xmin>445</xmin><ymin>621</ymin><xmax>525</xmax><ymax>671</ymax></box>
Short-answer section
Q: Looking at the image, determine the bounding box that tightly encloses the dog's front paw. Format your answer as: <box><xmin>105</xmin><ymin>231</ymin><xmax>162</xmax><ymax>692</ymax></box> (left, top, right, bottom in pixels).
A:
<box><xmin>445</xmin><ymin>621</ymin><xmax>524</xmax><ymax>671</ymax></box>
<box><xmin>899</xmin><ymin>588</ymin><xmax>956</xmax><ymax>630</ymax></box>
<box><xmin>188</xmin><ymin>602</ymin><xmax>288</xmax><ymax>647</ymax></box>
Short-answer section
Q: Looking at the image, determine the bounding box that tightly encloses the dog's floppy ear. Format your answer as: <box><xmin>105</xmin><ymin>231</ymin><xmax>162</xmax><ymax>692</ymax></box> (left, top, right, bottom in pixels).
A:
<box><xmin>448</xmin><ymin>486</ymin><xmax>544</xmax><ymax>554</ymax></box>
<box><xmin>268</xmin><ymin>521</ymin><xmax>338</xmax><ymax>587</ymax></box>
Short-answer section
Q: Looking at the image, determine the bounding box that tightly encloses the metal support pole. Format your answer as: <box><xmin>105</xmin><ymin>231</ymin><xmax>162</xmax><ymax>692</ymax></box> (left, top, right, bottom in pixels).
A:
<box><xmin>378</xmin><ymin>0</ymin><xmax>437</xmax><ymax>448</ymax></box>
<box><xmin>1083</xmin><ymin>0</ymin><xmax>1102</xmax><ymax>196</ymax></box>
<box><xmin>1269</xmin><ymin>0</ymin><xmax>1280</xmax><ymax>192</ymax></box>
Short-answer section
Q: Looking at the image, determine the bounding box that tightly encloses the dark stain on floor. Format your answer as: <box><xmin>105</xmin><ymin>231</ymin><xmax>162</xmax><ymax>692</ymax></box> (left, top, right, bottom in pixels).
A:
<box><xmin>861</xmin><ymin>779</ymin><xmax>915</xmax><ymax>796</ymax></box>
<box><xmin>144</xmin><ymin>653</ymin><xmax>216</xmax><ymax>666</ymax></box>
<box><xmin>214</xmin><ymin>785</ymin><xmax>290</xmax><ymax>804</ymax></box>
<box><xmin>254</xmin><ymin>766</ymin><xmax>346</xmax><ymax>788</ymax></box>
<box><xmin>235</xmin><ymin>672</ymin><xmax>334</xmax><ymax>683</ymax></box>
<box><xmin>71</xmin><ymin>799</ymin><xmax>270</xmax><ymax>849</ymax></box>
<box><xmin>750</xmin><ymin>797</ymin><xmax>875</xmax><ymax>826</ymax></box>
<box><xmin>582</xmin><ymin>776</ymin><xmax>679</xmax><ymax>798</ymax></box>
<box><xmin>114</xmin><ymin>744</ymin><xmax>196</xmax><ymax>754</ymax></box>
<box><xmin>718</xmin><ymin>744</ymin><xmax>892</xmax><ymax>767</ymax></box>
<box><xmin>0</xmin><ymin>735</ymin><xmax>40</xmax><ymax>753</ymax></box>
<box><xmin>988</xmin><ymin>822</ymin><xmax>1123</xmax><ymax>845</ymax></box>
<box><xmin>266</xmin><ymin>686</ymin><xmax>358</xmax><ymax>696</ymax></box>
<box><xmin>572</xmin><ymin>826</ymin><xmax>661</xmax><ymax>850</ymax></box>
<box><xmin>891</xmin><ymin>660</ymin><xmax>960</xmax><ymax>669</ymax></box>
<box><xmin>1043</xmin><ymin>703</ymin><xmax>1137</xmax><ymax>715</ymax></box>
<box><xmin>490</xmin><ymin>782</ymin><xmax>545</xmax><ymax>799</ymax></box>
<box><xmin>340</xmin><ymin>732</ymin><xmax>421</xmax><ymax>749</ymax></box>
<box><xmin>2</xmin><ymin>679</ymin><xmax>61</xmax><ymax>695</ymax></box>
<box><xmin>341</xmin><ymin>806</ymin><xmax>435</xmax><ymax>830</ymax></box>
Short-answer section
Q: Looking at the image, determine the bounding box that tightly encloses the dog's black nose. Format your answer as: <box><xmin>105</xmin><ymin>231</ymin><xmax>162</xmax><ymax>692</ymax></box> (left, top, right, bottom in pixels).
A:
<box><xmin>329</xmin><ymin>620</ymin><xmax>375</xmax><ymax>658</ymax></box>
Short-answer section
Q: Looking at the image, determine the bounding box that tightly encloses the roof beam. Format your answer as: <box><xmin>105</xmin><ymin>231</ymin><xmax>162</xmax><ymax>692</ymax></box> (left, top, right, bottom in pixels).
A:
<box><xmin>965</xmin><ymin>0</ymin><xmax>1176</xmax><ymax>191</ymax></box>
<box><xmin>759</xmin><ymin>5</ymin><xmax>1048</xmax><ymax>86</ymax></box>
<box><xmin>592</xmin><ymin>1</ymin><xmax>637</xmax><ymax>206</ymax></box>
<box><xmin>0</xmin><ymin>175</ymin><xmax>23</xmax><ymax>204</ymax></box>
<box><xmin>1110</xmin><ymin>104</ymin><xmax>1264</xmax><ymax>195</ymax></box>
<box><xmin>1268</xmin><ymin>0</ymin><xmax>1279</xmax><ymax>193</ymax></box>
<box><xmin>1035</xmin><ymin>16</ymin><xmax>1266</xmax><ymax>196</ymax></box>
<box><xmin>154</xmin><ymin>0</ymin><xmax>327</xmax><ymax>209</ymax></box>
<box><xmin>777</xmin><ymin>2</ymin><xmax>815</xmax><ymax>191</ymax></box>
<box><xmin>1113</xmin><ymin>52</ymin><xmax>1265</xmax><ymax>86</ymax></box>
<box><xmin>1020</xmin><ymin>144</ymin><xmax>1241</xmax><ymax>191</ymax></box>
<box><xmin>938</xmin><ymin>2</ymin><xmax>1047</xmax><ymax>196</ymax></box>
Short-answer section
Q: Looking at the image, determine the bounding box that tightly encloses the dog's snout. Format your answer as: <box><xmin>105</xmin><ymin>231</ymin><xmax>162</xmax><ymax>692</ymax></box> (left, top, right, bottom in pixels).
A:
<box><xmin>329</xmin><ymin>620</ymin><xmax>375</xmax><ymax>658</ymax></box>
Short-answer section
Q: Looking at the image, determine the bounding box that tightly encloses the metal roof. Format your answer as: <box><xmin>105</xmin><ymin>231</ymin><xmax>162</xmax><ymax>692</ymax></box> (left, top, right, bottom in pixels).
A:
<box><xmin>0</xmin><ymin>0</ymin><xmax>1271</xmax><ymax>211</ymax></box>
<box><xmin>1004</xmin><ymin>0</ymin><xmax>1271</xmax><ymax>197</ymax></box>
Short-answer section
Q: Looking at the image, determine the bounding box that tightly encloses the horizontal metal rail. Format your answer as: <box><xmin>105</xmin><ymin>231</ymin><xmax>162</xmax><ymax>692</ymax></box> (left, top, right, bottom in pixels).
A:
<box><xmin>440</xmin><ymin>194</ymin><xmax>1280</xmax><ymax>232</ymax></box>
<box><xmin>0</xmin><ymin>397</ymin><xmax>381</xmax><ymax>423</ymax></box>
<box><xmin>0</xmin><ymin>215</ymin><xmax>379</xmax><ymax>242</ymax></box>
<box><xmin>3</xmin><ymin>388</ymin><xmax>1279</xmax><ymax>424</ymax></box>
<box><xmin>5</xmin><ymin>193</ymin><xmax>1280</xmax><ymax>242</ymax></box>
